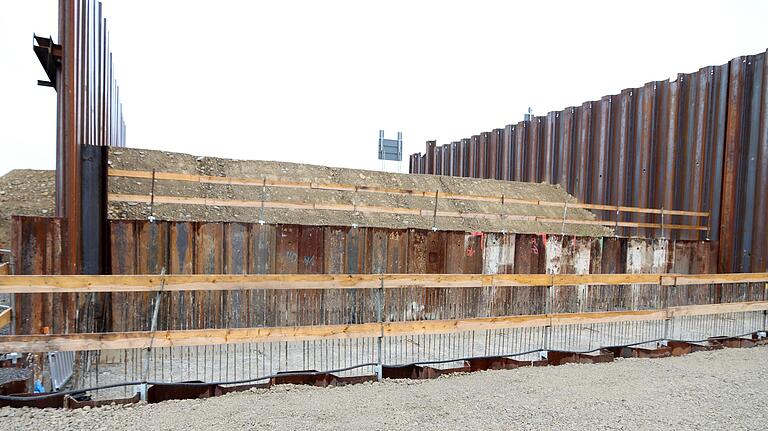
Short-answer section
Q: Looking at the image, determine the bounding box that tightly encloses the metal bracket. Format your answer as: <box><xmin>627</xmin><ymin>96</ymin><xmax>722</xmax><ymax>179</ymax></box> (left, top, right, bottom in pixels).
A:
<box><xmin>148</xmin><ymin>169</ymin><xmax>156</xmax><ymax>223</ymax></box>
<box><xmin>560</xmin><ymin>200</ymin><xmax>569</xmax><ymax>236</ymax></box>
<box><xmin>258</xmin><ymin>177</ymin><xmax>266</xmax><ymax>224</ymax></box>
<box><xmin>32</xmin><ymin>34</ymin><xmax>62</xmax><ymax>89</ymax></box>
<box><xmin>432</xmin><ymin>190</ymin><xmax>439</xmax><ymax>230</ymax></box>
<box><xmin>376</xmin><ymin>277</ymin><xmax>384</xmax><ymax>382</ymax></box>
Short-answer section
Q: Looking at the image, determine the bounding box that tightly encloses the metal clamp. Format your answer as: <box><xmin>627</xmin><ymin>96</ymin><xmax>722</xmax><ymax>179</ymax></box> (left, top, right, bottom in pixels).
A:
<box><xmin>432</xmin><ymin>190</ymin><xmax>439</xmax><ymax>231</ymax></box>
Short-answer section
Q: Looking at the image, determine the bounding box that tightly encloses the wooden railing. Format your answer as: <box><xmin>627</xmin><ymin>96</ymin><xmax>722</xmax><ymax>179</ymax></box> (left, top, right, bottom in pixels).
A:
<box><xmin>3</xmin><ymin>301</ymin><xmax>767</xmax><ymax>353</ymax></box>
<box><xmin>0</xmin><ymin>272</ymin><xmax>765</xmax><ymax>353</ymax></box>
<box><xmin>108</xmin><ymin>169</ymin><xmax>710</xmax><ymax>232</ymax></box>
<box><xmin>1</xmin><ymin>272</ymin><xmax>765</xmax><ymax>293</ymax></box>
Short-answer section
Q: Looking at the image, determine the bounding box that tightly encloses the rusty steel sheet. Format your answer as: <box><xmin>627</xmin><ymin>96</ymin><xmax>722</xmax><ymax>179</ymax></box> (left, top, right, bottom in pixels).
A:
<box><xmin>460</xmin><ymin>138</ymin><xmax>470</xmax><ymax>177</ymax></box>
<box><xmin>445</xmin><ymin>231</ymin><xmax>466</xmax><ymax>274</ymax></box>
<box><xmin>11</xmin><ymin>216</ymin><xmax>65</xmax><ymax>335</ymax></box>
<box><xmin>720</xmin><ymin>52</ymin><xmax>768</xmax><ymax>273</ymax></box>
<box><xmin>425</xmin><ymin>141</ymin><xmax>436</xmax><ymax>175</ymax></box>
<box><xmin>386</xmin><ymin>229</ymin><xmax>408</xmax><ymax>273</ymax></box>
<box><xmin>450</xmin><ymin>142</ymin><xmax>459</xmax><ymax>176</ymax></box>
<box><xmin>488</xmin><ymin>129</ymin><xmax>502</xmax><ymax>180</ymax></box>
<box><xmin>109</xmin><ymin>220</ymin><xmax>135</xmax><ymax>333</ymax></box>
<box><xmin>298</xmin><ymin>226</ymin><xmax>324</xmax><ymax>274</ymax></box>
<box><xmin>33</xmin><ymin>0</ymin><xmax>127</xmax><ymax>276</ymax></box>
<box><xmin>10</xmin><ymin>217</ymin><xmax>723</xmax><ymax>334</ymax></box>
<box><xmin>501</xmin><ymin>125</ymin><xmax>514</xmax><ymax>181</ymax></box>
<box><xmin>513</xmin><ymin>234</ymin><xmax>546</xmax><ymax>274</ymax></box>
<box><xmin>409</xmin><ymin>49</ymin><xmax>768</xmax><ymax>273</ymax></box>
<box><xmin>478</xmin><ymin>132</ymin><xmax>489</xmax><ymax>179</ymax></box>
<box><xmin>365</xmin><ymin>228</ymin><xmax>388</xmax><ymax>274</ymax></box>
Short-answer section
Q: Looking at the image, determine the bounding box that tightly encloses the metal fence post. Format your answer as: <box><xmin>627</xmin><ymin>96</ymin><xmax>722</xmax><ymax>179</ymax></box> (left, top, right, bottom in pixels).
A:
<box><xmin>143</xmin><ymin>268</ymin><xmax>167</xmax><ymax>385</ymax></box>
<box><xmin>376</xmin><ymin>277</ymin><xmax>384</xmax><ymax>381</ymax></box>
<box><xmin>543</xmin><ymin>278</ymin><xmax>553</xmax><ymax>359</ymax></box>
<box><xmin>662</xmin><ymin>275</ymin><xmax>674</xmax><ymax>345</ymax></box>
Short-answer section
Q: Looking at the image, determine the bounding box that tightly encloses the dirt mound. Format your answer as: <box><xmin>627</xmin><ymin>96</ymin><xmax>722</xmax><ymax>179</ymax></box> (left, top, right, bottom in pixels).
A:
<box><xmin>108</xmin><ymin>148</ymin><xmax>612</xmax><ymax>236</ymax></box>
<box><xmin>0</xmin><ymin>170</ymin><xmax>55</xmax><ymax>250</ymax></box>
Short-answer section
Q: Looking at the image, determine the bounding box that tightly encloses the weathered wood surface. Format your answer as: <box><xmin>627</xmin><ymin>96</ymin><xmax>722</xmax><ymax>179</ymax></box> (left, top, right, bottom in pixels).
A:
<box><xmin>9</xmin><ymin>217</ymin><xmax>722</xmax><ymax>335</ymax></box>
<box><xmin>1</xmin><ymin>272</ymin><xmax>764</xmax><ymax>293</ymax></box>
<box><xmin>109</xmin><ymin>169</ymin><xmax>710</xmax><ymax>217</ymax></box>
<box><xmin>109</xmin><ymin>193</ymin><xmax>708</xmax><ymax>231</ymax></box>
<box><xmin>2</xmin><ymin>300</ymin><xmax>764</xmax><ymax>353</ymax></box>
<box><xmin>0</xmin><ymin>307</ymin><xmax>11</xmax><ymax>329</ymax></box>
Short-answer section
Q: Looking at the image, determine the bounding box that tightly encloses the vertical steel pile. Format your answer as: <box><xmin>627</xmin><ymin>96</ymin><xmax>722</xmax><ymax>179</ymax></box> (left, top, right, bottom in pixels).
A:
<box><xmin>33</xmin><ymin>0</ymin><xmax>126</xmax><ymax>275</ymax></box>
<box><xmin>409</xmin><ymin>50</ymin><xmax>768</xmax><ymax>273</ymax></box>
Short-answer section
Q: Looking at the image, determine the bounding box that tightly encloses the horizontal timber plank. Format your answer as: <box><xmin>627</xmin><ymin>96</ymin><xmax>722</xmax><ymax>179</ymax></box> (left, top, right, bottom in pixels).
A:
<box><xmin>108</xmin><ymin>169</ymin><xmax>710</xmax><ymax>218</ymax></box>
<box><xmin>0</xmin><ymin>274</ymin><xmax>384</xmax><ymax>293</ymax></box>
<box><xmin>668</xmin><ymin>273</ymin><xmax>768</xmax><ymax>285</ymax></box>
<box><xmin>536</xmin><ymin>217</ymin><xmax>708</xmax><ymax>232</ymax></box>
<box><xmin>552</xmin><ymin>273</ymin><xmax>662</xmax><ymax>286</ymax></box>
<box><xmin>108</xmin><ymin>193</ymin><xmax>708</xmax><ymax>232</ymax></box>
<box><xmin>0</xmin><ymin>323</ymin><xmax>383</xmax><ymax>353</ymax></box>
<box><xmin>0</xmin><ymin>273</ymin><xmax>765</xmax><ymax>293</ymax></box>
<box><xmin>667</xmin><ymin>301</ymin><xmax>768</xmax><ymax>317</ymax></box>
<box><xmin>0</xmin><ymin>307</ymin><xmax>10</xmax><ymax>329</ymax></box>
<box><xmin>2</xmin><ymin>301</ymin><xmax>765</xmax><ymax>352</ymax></box>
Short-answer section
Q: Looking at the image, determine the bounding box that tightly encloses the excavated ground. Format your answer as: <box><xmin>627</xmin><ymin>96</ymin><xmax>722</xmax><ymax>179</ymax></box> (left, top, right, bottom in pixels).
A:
<box><xmin>0</xmin><ymin>169</ymin><xmax>55</xmax><ymax>250</ymax></box>
<box><xmin>1</xmin><ymin>346</ymin><xmax>765</xmax><ymax>430</ymax></box>
<box><xmin>108</xmin><ymin>148</ymin><xmax>611</xmax><ymax>236</ymax></box>
<box><xmin>0</xmin><ymin>150</ymin><xmax>611</xmax><ymax>247</ymax></box>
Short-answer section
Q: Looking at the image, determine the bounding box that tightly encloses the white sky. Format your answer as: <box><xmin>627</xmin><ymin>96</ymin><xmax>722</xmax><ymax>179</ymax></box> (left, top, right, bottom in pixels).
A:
<box><xmin>1</xmin><ymin>1</ymin><xmax>767</xmax><ymax>176</ymax></box>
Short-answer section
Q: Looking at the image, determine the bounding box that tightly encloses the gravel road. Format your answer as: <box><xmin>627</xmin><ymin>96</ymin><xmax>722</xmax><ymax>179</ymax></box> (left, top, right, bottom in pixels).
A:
<box><xmin>1</xmin><ymin>346</ymin><xmax>766</xmax><ymax>430</ymax></box>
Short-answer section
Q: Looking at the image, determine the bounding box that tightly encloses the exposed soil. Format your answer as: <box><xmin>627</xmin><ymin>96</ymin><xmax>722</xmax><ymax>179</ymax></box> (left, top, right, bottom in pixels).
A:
<box><xmin>0</xmin><ymin>170</ymin><xmax>56</xmax><ymax>251</ymax></box>
<box><xmin>1</xmin><ymin>346</ymin><xmax>765</xmax><ymax>430</ymax></box>
<box><xmin>0</xmin><ymin>151</ymin><xmax>611</xmax><ymax>251</ymax></box>
<box><xmin>108</xmin><ymin>148</ymin><xmax>611</xmax><ymax>236</ymax></box>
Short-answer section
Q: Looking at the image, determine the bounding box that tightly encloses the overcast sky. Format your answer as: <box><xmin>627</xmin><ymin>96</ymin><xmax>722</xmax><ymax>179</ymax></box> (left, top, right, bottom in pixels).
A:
<box><xmin>1</xmin><ymin>1</ymin><xmax>767</xmax><ymax>176</ymax></box>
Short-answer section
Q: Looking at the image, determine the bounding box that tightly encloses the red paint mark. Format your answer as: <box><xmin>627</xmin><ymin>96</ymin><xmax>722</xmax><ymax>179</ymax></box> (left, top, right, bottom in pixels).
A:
<box><xmin>466</xmin><ymin>247</ymin><xmax>476</xmax><ymax>257</ymax></box>
<box><xmin>531</xmin><ymin>236</ymin><xmax>539</xmax><ymax>255</ymax></box>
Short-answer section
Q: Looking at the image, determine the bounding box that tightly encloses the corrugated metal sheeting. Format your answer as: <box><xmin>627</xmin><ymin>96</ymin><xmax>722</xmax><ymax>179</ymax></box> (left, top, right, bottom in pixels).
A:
<box><xmin>103</xmin><ymin>219</ymin><xmax>710</xmax><ymax>332</ymax></box>
<box><xmin>9</xmin><ymin>216</ymin><xmax>715</xmax><ymax>334</ymax></box>
<box><xmin>34</xmin><ymin>0</ymin><xmax>127</xmax><ymax>275</ymax></box>
<box><xmin>409</xmin><ymin>50</ymin><xmax>768</xmax><ymax>273</ymax></box>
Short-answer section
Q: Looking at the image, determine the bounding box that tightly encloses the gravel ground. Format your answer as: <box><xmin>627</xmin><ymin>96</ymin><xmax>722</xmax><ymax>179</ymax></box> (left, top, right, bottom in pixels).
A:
<box><xmin>2</xmin><ymin>346</ymin><xmax>766</xmax><ymax>430</ymax></box>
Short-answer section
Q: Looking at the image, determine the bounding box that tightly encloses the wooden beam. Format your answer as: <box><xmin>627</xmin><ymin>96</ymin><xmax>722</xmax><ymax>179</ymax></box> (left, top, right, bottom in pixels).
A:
<box><xmin>0</xmin><ymin>274</ymin><xmax>384</xmax><ymax>293</ymax></box>
<box><xmin>108</xmin><ymin>168</ymin><xmax>710</xmax><ymax>218</ymax></box>
<box><xmin>667</xmin><ymin>301</ymin><xmax>768</xmax><ymax>317</ymax></box>
<box><xmin>0</xmin><ymin>263</ymin><xmax>8</xmax><ymax>275</ymax></box>
<box><xmin>666</xmin><ymin>273</ymin><xmax>768</xmax><ymax>286</ymax></box>
<box><xmin>0</xmin><ymin>323</ymin><xmax>383</xmax><ymax>353</ymax></box>
<box><xmin>551</xmin><ymin>273</ymin><xmax>662</xmax><ymax>286</ymax></box>
<box><xmin>0</xmin><ymin>273</ymin><xmax>672</xmax><ymax>294</ymax></box>
<box><xmin>2</xmin><ymin>301</ymin><xmax>765</xmax><ymax>353</ymax></box>
<box><xmin>536</xmin><ymin>217</ymin><xmax>709</xmax><ymax>232</ymax></box>
<box><xmin>0</xmin><ymin>307</ymin><xmax>11</xmax><ymax>329</ymax></box>
<box><xmin>108</xmin><ymin>193</ymin><xmax>709</xmax><ymax>232</ymax></box>
<box><xmin>1</xmin><ymin>273</ymin><xmax>766</xmax><ymax>294</ymax></box>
